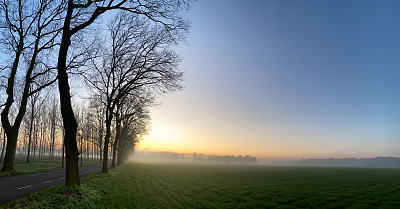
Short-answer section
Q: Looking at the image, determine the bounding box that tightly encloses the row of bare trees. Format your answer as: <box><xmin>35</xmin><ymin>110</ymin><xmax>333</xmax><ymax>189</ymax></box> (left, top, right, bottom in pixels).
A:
<box><xmin>0</xmin><ymin>0</ymin><xmax>190</xmax><ymax>186</ymax></box>
<box><xmin>0</xmin><ymin>92</ymin><xmax>106</xmax><ymax>165</ymax></box>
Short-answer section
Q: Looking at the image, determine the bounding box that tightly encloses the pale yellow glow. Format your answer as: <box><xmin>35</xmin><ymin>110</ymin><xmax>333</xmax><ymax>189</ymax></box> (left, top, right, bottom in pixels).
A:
<box><xmin>137</xmin><ymin>103</ymin><xmax>395</xmax><ymax>160</ymax></box>
<box><xmin>135</xmin><ymin>53</ymin><xmax>400</xmax><ymax>160</ymax></box>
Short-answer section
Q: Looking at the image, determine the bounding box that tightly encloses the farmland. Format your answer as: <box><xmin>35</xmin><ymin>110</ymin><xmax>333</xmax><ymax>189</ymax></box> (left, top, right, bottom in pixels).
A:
<box><xmin>3</xmin><ymin>161</ymin><xmax>400</xmax><ymax>208</ymax></box>
<box><xmin>98</xmin><ymin>162</ymin><xmax>400</xmax><ymax>208</ymax></box>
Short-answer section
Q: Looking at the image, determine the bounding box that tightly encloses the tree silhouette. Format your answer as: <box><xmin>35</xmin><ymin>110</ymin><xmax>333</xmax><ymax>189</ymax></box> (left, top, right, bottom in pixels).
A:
<box><xmin>56</xmin><ymin>0</ymin><xmax>190</xmax><ymax>186</ymax></box>
<box><xmin>0</xmin><ymin>0</ymin><xmax>63</xmax><ymax>171</ymax></box>
<box><xmin>85</xmin><ymin>11</ymin><xmax>186</xmax><ymax>172</ymax></box>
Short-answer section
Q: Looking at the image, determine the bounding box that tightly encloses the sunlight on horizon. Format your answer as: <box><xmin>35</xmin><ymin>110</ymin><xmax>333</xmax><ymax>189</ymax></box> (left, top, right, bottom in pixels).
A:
<box><xmin>139</xmin><ymin>0</ymin><xmax>400</xmax><ymax>160</ymax></box>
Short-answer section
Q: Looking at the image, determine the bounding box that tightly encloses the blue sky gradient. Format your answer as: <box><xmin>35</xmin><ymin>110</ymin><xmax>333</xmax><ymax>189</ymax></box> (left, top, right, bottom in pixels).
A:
<box><xmin>140</xmin><ymin>0</ymin><xmax>400</xmax><ymax>159</ymax></box>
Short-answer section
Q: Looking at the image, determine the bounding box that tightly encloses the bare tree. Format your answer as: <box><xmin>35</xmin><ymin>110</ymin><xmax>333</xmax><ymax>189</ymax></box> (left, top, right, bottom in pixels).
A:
<box><xmin>91</xmin><ymin>101</ymin><xmax>104</xmax><ymax>162</ymax></box>
<box><xmin>26</xmin><ymin>91</ymin><xmax>39</xmax><ymax>163</ymax></box>
<box><xmin>85</xmin><ymin>12</ymin><xmax>186</xmax><ymax>173</ymax></box>
<box><xmin>49</xmin><ymin>96</ymin><xmax>58</xmax><ymax>160</ymax></box>
<box><xmin>116</xmin><ymin>93</ymin><xmax>151</xmax><ymax>165</ymax></box>
<box><xmin>0</xmin><ymin>0</ymin><xmax>64</xmax><ymax>171</ymax></box>
<box><xmin>26</xmin><ymin>88</ymin><xmax>48</xmax><ymax>163</ymax></box>
<box><xmin>56</xmin><ymin>0</ymin><xmax>190</xmax><ymax>185</ymax></box>
<box><xmin>111</xmin><ymin>91</ymin><xmax>152</xmax><ymax>167</ymax></box>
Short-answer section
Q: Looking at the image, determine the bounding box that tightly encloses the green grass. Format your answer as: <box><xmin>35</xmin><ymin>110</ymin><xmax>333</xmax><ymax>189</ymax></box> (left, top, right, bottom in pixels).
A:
<box><xmin>3</xmin><ymin>162</ymin><xmax>400</xmax><ymax>208</ymax></box>
<box><xmin>99</xmin><ymin>162</ymin><xmax>400</xmax><ymax>209</ymax></box>
<box><xmin>1</xmin><ymin>166</ymin><xmax>121</xmax><ymax>209</ymax></box>
<box><xmin>0</xmin><ymin>158</ymin><xmax>101</xmax><ymax>177</ymax></box>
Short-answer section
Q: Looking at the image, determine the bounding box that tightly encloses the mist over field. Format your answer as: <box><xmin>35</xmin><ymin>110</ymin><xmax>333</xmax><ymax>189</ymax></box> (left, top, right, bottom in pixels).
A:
<box><xmin>259</xmin><ymin>157</ymin><xmax>400</xmax><ymax>168</ymax></box>
<box><xmin>131</xmin><ymin>150</ymin><xmax>400</xmax><ymax>169</ymax></box>
<box><xmin>1</xmin><ymin>0</ymin><xmax>400</xmax><ymax>208</ymax></box>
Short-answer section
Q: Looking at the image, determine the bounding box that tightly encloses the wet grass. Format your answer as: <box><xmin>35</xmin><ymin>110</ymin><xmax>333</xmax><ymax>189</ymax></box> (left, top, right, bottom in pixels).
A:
<box><xmin>99</xmin><ymin>162</ymin><xmax>400</xmax><ymax>209</ymax></box>
<box><xmin>2</xmin><ymin>162</ymin><xmax>400</xmax><ymax>208</ymax></box>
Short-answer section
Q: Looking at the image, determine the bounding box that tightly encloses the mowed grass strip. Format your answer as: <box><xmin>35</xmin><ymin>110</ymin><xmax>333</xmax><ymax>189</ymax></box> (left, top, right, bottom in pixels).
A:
<box><xmin>99</xmin><ymin>162</ymin><xmax>400</xmax><ymax>209</ymax></box>
<box><xmin>2</xmin><ymin>166</ymin><xmax>122</xmax><ymax>209</ymax></box>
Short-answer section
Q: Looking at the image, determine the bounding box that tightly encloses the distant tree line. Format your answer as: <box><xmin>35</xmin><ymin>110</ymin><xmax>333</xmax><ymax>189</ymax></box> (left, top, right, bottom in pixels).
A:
<box><xmin>135</xmin><ymin>151</ymin><xmax>181</xmax><ymax>161</ymax></box>
<box><xmin>133</xmin><ymin>150</ymin><xmax>258</xmax><ymax>165</ymax></box>
<box><xmin>193</xmin><ymin>153</ymin><xmax>257</xmax><ymax>165</ymax></box>
<box><xmin>207</xmin><ymin>154</ymin><xmax>257</xmax><ymax>165</ymax></box>
<box><xmin>0</xmin><ymin>0</ymin><xmax>191</xmax><ymax>186</ymax></box>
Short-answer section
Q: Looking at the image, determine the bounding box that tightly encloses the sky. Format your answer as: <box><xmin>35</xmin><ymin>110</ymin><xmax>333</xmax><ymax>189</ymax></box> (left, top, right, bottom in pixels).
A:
<box><xmin>138</xmin><ymin>0</ymin><xmax>400</xmax><ymax>159</ymax></box>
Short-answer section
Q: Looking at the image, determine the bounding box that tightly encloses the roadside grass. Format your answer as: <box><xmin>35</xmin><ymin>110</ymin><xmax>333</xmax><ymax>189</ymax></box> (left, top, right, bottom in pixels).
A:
<box><xmin>2</xmin><ymin>162</ymin><xmax>400</xmax><ymax>208</ymax></box>
<box><xmin>1</xmin><ymin>166</ymin><xmax>121</xmax><ymax>209</ymax></box>
<box><xmin>98</xmin><ymin>162</ymin><xmax>400</xmax><ymax>209</ymax></box>
<box><xmin>0</xmin><ymin>158</ymin><xmax>101</xmax><ymax>177</ymax></box>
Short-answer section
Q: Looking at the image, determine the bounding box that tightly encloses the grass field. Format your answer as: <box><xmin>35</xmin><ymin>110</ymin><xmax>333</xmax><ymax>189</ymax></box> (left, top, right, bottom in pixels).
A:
<box><xmin>99</xmin><ymin>162</ymin><xmax>400</xmax><ymax>209</ymax></box>
<box><xmin>3</xmin><ymin>162</ymin><xmax>400</xmax><ymax>208</ymax></box>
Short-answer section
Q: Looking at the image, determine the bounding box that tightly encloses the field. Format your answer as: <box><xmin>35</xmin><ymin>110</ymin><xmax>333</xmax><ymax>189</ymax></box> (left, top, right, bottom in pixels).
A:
<box><xmin>99</xmin><ymin>162</ymin><xmax>400</xmax><ymax>209</ymax></box>
<box><xmin>3</xmin><ymin>162</ymin><xmax>400</xmax><ymax>208</ymax></box>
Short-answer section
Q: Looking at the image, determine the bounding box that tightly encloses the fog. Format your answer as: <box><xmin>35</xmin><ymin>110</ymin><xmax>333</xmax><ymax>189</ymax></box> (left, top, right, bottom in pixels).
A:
<box><xmin>131</xmin><ymin>150</ymin><xmax>257</xmax><ymax>166</ymax></box>
<box><xmin>131</xmin><ymin>150</ymin><xmax>400</xmax><ymax>168</ymax></box>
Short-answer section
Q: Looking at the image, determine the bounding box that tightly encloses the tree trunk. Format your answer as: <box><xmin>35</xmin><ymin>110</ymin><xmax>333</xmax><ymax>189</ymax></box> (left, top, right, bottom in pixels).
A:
<box><xmin>91</xmin><ymin>139</ymin><xmax>93</xmax><ymax>160</ymax></box>
<box><xmin>50</xmin><ymin>125</ymin><xmax>55</xmax><ymax>161</ymax></box>
<box><xmin>98</xmin><ymin>113</ymin><xmax>103</xmax><ymax>163</ymax></box>
<box><xmin>80</xmin><ymin>136</ymin><xmax>83</xmax><ymax>166</ymax></box>
<box><xmin>99</xmin><ymin>146</ymin><xmax>101</xmax><ymax>161</ymax></box>
<box><xmin>61</xmin><ymin>137</ymin><xmax>65</xmax><ymax>168</ymax></box>
<box><xmin>23</xmin><ymin>125</ymin><xmax>27</xmax><ymax>155</ymax></box>
<box><xmin>50</xmin><ymin>100</ymin><xmax>56</xmax><ymax>161</ymax></box>
<box><xmin>86</xmin><ymin>129</ymin><xmax>89</xmax><ymax>160</ymax></box>
<box><xmin>102</xmin><ymin>133</ymin><xmax>110</xmax><ymax>172</ymax></box>
<box><xmin>33</xmin><ymin>122</ymin><xmax>38</xmax><ymax>160</ymax></box>
<box><xmin>1</xmin><ymin>129</ymin><xmax>18</xmax><ymax>171</ymax></box>
<box><xmin>102</xmin><ymin>111</ymin><xmax>112</xmax><ymax>173</ymax></box>
<box><xmin>112</xmin><ymin>138</ymin><xmax>118</xmax><ymax>168</ymax></box>
<box><xmin>117</xmin><ymin>132</ymin><xmax>123</xmax><ymax>166</ymax></box>
<box><xmin>39</xmin><ymin>122</ymin><xmax>44</xmax><ymax>159</ymax></box>
<box><xmin>57</xmin><ymin>0</ymin><xmax>80</xmax><ymax>186</ymax></box>
<box><xmin>112</xmin><ymin>117</ymin><xmax>120</xmax><ymax>168</ymax></box>
<box><xmin>26</xmin><ymin>111</ymin><xmax>34</xmax><ymax>163</ymax></box>
<box><xmin>0</xmin><ymin>131</ymin><xmax>5</xmax><ymax>162</ymax></box>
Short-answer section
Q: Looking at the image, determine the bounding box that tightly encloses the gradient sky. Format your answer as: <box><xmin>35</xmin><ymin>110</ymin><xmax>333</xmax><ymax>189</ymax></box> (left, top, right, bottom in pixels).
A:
<box><xmin>138</xmin><ymin>0</ymin><xmax>400</xmax><ymax>159</ymax></box>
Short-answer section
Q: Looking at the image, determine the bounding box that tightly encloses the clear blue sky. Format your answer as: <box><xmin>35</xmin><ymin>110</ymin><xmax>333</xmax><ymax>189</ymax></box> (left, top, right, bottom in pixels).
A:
<box><xmin>140</xmin><ymin>0</ymin><xmax>400</xmax><ymax>159</ymax></box>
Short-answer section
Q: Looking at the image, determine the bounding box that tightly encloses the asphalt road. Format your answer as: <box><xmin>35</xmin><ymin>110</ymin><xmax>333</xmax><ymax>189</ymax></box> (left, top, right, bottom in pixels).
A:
<box><xmin>0</xmin><ymin>164</ymin><xmax>104</xmax><ymax>205</ymax></box>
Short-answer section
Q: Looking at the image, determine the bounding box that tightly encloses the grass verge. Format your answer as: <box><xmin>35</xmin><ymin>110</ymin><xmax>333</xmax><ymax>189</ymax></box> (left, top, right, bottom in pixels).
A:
<box><xmin>0</xmin><ymin>159</ymin><xmax>101</xmax><ymax>177</ymax></box>
<box><xmin>1</xmin><ymin>166</ymin><xmax>121</xmax><ymax>209</ymax></box>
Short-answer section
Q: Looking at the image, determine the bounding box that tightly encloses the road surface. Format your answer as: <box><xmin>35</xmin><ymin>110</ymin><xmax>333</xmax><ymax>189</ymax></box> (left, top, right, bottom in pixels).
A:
<box><xmin>0</xmin><ymin>164</ymin><xmax>104</xmax><ymax>205</ymax></box>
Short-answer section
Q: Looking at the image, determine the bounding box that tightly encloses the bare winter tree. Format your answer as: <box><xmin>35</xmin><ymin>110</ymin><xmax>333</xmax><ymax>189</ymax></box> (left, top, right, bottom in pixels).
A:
<box><xmin>111</xmin><ymin>90</ymin><xmax>153</xmax><ymax>167</ymax></box>
<box><xmin>89</xmin><ymin>100</ymin><xmax>105</xmax><ymax>162</ymax></box>
<box><xmin>26</xmin><ymin>90</ymin><xmax>39</xmax><ymax>163</ymax></box>
<box><xmin>115</xmin><ymin>92</ymin><xmax>152</xmax><ymax>166</ymax></box>
<box><xmin>117</xmin><ymin>111</ymin><xmax>150</xmax><ymax>165</ymax></box>
<box><xmin>49</xmin><ymin>95</ymin><xmax>58</xmax><ymax>160</ymax></box>
<box><xmin>25</xmin><ymin>87</ymin><xmax>48</xmax><ymax>163</ymax></box>
<box><xmin>57</xmin><ymin>0</ymin><xmax>190</xmax><ymax>185</ymax></box>
<box><xmin>0</xmin><ymin>0</ymin><xmax>64</xmax><ymax>171</ymax></box>
<box><xmin>85</xmin><ymin>11</ymin><xmax>186</xmax><ymax>173</ymax></box>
